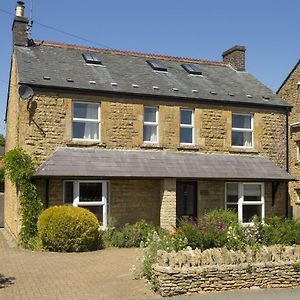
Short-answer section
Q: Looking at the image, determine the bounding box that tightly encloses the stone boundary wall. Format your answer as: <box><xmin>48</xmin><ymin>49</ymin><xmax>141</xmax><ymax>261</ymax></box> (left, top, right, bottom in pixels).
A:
<box><xmin>152</xmin><ymin>246</ymin><xmax>300</xmax><ymax>297</ymax></box>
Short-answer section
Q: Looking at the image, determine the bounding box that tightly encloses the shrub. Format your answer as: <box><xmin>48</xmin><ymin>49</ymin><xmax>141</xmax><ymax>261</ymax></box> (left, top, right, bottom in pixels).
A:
<box><xmin>178</xmin><ymin>209</ymin><xmax>239</xmax><ymax>250</ymax></box>
<box><xmin>109</xmin><ymin>220</ymin><xmax>163</xmax><ymax>248</ymax></box>
<box><xmin>38</xmin><ymin>206</ymin><xmax>100</xmax><ymax>252</ymax></box>
<box><xmin>261</xmin><ymin>216</ymin><xmax>300</xmax><ymax>246</ymax></box>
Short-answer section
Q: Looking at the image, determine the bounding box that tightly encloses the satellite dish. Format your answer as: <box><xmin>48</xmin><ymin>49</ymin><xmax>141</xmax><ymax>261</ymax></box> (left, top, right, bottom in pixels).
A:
<box><xmin>18</xmin><ymin>85</ymin><xmax>34</xmax><ymax>100</ymax></box>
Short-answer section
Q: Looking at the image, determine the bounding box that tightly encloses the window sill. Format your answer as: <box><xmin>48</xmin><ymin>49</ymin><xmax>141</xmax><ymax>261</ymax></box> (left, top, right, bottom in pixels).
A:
<box><xmin>140</xmin><ymin>143</ymin><xmax>163</xmax><ymax>149</ymax></box>
<box><xmin>229</xmin><ymin>147</ymin><xmax>259</xmax><ymax>154</ymax></box>
<box><xmin>66</xmin><ymin>140</ymin><xmax>106</xmax><ymax>148</ymax></box>
<box><xmin>177</xmin><ymin>144</ymin><xmax>200</xmax><ymax>151</ymax></box>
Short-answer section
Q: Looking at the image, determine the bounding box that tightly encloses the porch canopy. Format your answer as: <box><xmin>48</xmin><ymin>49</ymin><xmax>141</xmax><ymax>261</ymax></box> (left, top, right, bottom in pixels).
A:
<box><xmin>34</xmin><ymin>148</ymin><xmax>294</xmax><ymax>181</ymax></box>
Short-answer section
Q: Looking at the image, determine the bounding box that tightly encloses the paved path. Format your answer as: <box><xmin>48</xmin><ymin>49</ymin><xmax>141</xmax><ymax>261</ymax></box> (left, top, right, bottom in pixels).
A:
<box><xmin>0</xmin><ymin>229</ymin><xmax>159</xmax><ymax>300</ymax></box>
<box><xmin>1</xmin><ymin>229</ymin><xmax>300</xmax><ymax>300</ymax></box>
<box><xmin>169</xmin><ymin>287</ymin><xmax>300</xmax><ymax>300</ymax></box>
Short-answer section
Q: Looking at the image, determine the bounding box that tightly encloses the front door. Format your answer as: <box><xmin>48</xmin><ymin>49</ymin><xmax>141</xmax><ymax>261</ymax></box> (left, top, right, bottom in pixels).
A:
<box><xmin>176</xmin><ymin>181</ymin><xmax>197</xmax><ymax>221</ymax></box>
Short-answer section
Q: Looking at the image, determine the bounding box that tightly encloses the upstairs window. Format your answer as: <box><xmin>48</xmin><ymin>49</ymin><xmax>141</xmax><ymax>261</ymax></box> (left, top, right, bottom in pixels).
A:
<box><xmin>181</xmin><ymin>63</ymin><xmax>202</xmax><ymax>75</ymax></box>
<box><xmin>143</xmin><ymin>106</ymin><xmax>158</xmax><ymax>143</ymax></box>
<box><xmin>180</xmin><ymin>109</ymin><xmax>194</xmax><ymax>144</ymax></box>
<box><xmin>146</xmin><ymin>59</ymin><xmax>167</xmax><ymax>72</ymax></box>
<box><xmin>82</xmin><ymin>52</ymin><xmax>102</xmax><ymax>65</ymax></box>
<box><xmin>232</xmin><ymin>113</ymin><xmax>253</xmax><ymax>147</ymax></box>
<box><xmin>72</xmin><ymin>102</ymin><xmax>100</xmax><ymax>140</ymax></box>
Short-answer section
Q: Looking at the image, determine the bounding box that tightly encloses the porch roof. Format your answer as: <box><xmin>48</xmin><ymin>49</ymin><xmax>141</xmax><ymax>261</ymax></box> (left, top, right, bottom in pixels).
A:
<box><xmin>34</xmin><ymin>148</ymin><xmax>294</xmax><ymax>181</ymax></box>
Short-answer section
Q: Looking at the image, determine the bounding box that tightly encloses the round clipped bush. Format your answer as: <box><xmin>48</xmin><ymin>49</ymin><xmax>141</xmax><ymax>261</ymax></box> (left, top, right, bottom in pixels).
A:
<box><xmin>37</xmin><ymin>206</ymin><xmax>100</xmax><ymax>252</ymax></box>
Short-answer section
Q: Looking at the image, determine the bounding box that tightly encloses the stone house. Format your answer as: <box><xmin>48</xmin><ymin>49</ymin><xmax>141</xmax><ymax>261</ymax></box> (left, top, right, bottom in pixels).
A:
<box><xmin>277</xmin><ymin>59</ymin><xmax>300</xmax><ymax>219</ymax></box>
<box><xmin>5</xmin><ymin>2</ymin><xmax>294</xmax><ymax>238</ymax></box>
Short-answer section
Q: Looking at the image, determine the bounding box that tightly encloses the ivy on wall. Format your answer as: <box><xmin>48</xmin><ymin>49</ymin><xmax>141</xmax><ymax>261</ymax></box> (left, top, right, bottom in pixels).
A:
<box><xmin>3</xmin><ymin>148</ymin><xmax>43</xmax><ymax>246</ymax></box>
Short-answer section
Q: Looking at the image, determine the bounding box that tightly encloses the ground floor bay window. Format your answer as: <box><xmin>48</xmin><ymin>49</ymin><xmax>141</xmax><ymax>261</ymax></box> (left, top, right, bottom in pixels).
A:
<box><xmin>225</xmin><ymin>182</ymin><xmax>264</xmax><ymax>224</ymax></box>
<box><xmin>63</xmin><ymin>180</ymin><xmax>108</xmax><ymax>228</ymax></box>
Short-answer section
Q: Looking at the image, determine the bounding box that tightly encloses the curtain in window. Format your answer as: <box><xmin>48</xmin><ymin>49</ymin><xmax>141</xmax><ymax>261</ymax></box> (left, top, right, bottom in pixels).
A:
<box><xmin>83</xmin><ymin>123</ymin><xmax>98</xmax><ymax>140</ymax></box>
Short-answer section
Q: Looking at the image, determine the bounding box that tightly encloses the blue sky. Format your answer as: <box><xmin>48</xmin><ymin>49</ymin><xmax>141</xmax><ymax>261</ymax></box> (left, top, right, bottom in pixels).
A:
<box><xmin>0</xmin><ymin>0</ymin><xmax>299</xmax><ymax>135</ymax></box>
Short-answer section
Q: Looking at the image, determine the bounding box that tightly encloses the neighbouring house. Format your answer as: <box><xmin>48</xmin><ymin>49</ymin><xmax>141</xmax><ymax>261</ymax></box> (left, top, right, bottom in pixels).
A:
<box><xmin>5</xmin><ymin>2</ymin><xmax>294</xmax><ymax>238</ymax></box>
<box><xmin>0</xmin><ymin>146</ymin><xmax>4</xmax><ymax>228</ymax></box>
<box><xmin>277</xmin><ymin>59</ymin><xmax>300</xmax><ymax>219</ymax></box>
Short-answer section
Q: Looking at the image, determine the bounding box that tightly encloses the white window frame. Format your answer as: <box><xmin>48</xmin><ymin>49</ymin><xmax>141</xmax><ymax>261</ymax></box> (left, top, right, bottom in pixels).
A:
<box><xmin>143</xmin><ymin>106</ymin><xmax>158</xmax><ymax>143</ymax></box>
<box><xmin>225</xmin><ymin>182</ymin><xmax>265</xmax><ymax>225</ymax></box>
<box><xmin>72</xmin><ymin>101</ymin><xmax>100</xmax><ymax>141</ymax></box>
<box><xmin>231</xmin><ymin>113</ymin><xmax>253</xmax><ymax>148</ymax></box>
<box><xmin>180</xmin><ymin>108</ymin><xmax>194</xmax><ymax>145</ymax></box>
<box><xmin>63</xmin><ymin>180</ymin><xmax>108</xmax><ymax>228</ymax></box>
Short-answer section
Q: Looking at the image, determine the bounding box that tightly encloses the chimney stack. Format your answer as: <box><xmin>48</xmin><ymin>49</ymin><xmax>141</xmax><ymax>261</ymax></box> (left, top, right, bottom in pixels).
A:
<box><xmin>12</xmin><ymin>1</ymin><xmax>28</xmax><ymax>46</ymax></box>
<box><xmin>222</xmin><ymin>45</ymin><xmax>246</xmax><ymax>71</ymax></box>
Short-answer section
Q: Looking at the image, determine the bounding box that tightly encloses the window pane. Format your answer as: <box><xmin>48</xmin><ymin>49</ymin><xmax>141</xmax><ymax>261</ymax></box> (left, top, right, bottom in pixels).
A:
<box><xmin>144</xmin><ymin>107</ymin><xmax>157</xmax><ymax>123</ymax></box>
<box><xmin>64</xmin><ymin>182</ymin><xmax>73</xmax><ymax>204</ymax></box>
<box><xmin>232</xmin><ymin>114</ymin><xmax>251</xmax><ymax>129</ymax></box>
<box><xmin>143</xmin><ymin>125</ymin><xmax>157</xmax><ymax>142</ymax></box>
<box><xmin>180</xmin><ymin>110</ymin><xmax>192</xmax><ymax>125</ymax></box>
<box><xmin>242</xmin><ymin>205</ymin><xmax>262</xmax><ymax>223</ymax></box>
<box><xmin>232</xmin><ymin>131</ymin><xmax>252</xmax><ymax>147</ymax></box>
<box><xmin>79</xmin><ymin>183</ymin><xmax>102</xmax><ymax>202</ymax></box>
<box><xmin>180</xmin><ymin>127</ymin><xmax>193</xmax><ymax>143</ymax></box>
<box><xmin>226</xmin><ymin>204</ymin><xmax>238</xmax><ymax>213</ymax></box>
<box><xmin>244</xmin><ymin>184</ymin><xmax>261</xmax><ymax>201</ymax></box>
<box><xmin>72</xmin><ymin>122</ymin><xmax>99</xmax><ymax>140</ymax></box>
<box><xmin>73</xmin><ymin>103</ymin><xmax>98</xmax><ymax>120</ymax></box>
<box><xmin>79</xmin><ymin>205</ymin><xmax>103</xmax><ymax>224</ymax></box>
<box><xmin>226</xmin><ymin>183</ymin><xmax>238</xmax><ymax>203</ymax></box>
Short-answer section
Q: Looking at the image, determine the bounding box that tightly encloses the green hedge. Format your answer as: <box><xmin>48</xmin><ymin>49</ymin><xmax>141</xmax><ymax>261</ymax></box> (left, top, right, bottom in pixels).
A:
<box><xmin>38</xmin><ymin>206</ymin><xmax>100</xmax><ymax>252</ymax></box>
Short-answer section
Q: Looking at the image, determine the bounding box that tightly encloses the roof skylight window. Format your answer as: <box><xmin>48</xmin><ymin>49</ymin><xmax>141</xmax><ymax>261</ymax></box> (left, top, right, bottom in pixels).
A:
<box><xmin>181</xmin><ymin>63</ymin><xmax>202</xmax><ymax>75</ymax></box>
<box><xmin>82</xmin><ymin>52</ymin><xmax>102</xmax><ymax>65</ymax></box>
<box><xmin>146</xmin><ymin>59</ymin><xmax>167</xmax><ymax>71</ymax></box>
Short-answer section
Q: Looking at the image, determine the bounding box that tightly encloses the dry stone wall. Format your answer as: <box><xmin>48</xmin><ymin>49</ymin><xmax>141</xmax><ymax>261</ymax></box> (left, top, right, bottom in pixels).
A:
<box><xmin>152</xmin><ymin>246</ymin><xmax>300</xmax><ymax>296</ymax></box>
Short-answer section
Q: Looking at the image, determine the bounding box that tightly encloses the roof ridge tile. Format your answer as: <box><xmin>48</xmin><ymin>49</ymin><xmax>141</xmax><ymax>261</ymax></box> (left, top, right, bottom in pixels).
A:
<box><xmin>32</xmin><ymin>39</ymin><xmax>229</xmax><ymax>67</ymax></box>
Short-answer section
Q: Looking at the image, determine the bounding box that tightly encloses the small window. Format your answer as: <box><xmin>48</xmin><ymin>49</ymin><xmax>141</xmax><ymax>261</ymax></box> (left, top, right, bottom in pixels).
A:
<box><xmin>296</xmin><ymin>189</ymin><xmax>300</xmax><ymax>203</ymax></box>
<box><xmin>225</xmin><ymin>182</ymin><xmax>264</xmax><ymax>224</ymax></box>
<box><xmin>232</xmin><ymin>113</ymin><xmax>253</xmax><ymax>147</ymax></box>
<box><xmin>181</xmin><ymin>63</ymin><xmax>202</xmax><ymax>75</ymax></box>
<box><xmin>82</xmin><ymin>52</ymin><xmax>102</xmax><ymax>65</ymax></box>
<box><xmin>72</xmin><ymin>102</ymin><xmax>100</xmax><ymax>140</ymax></box>
<box><xmin>180</xmin><ymin>109</ymin><xmax>194</xmax><ymax>144</ymax></box>
<box><xmin>146</xmin><ymin>59</ymin><xmax>167</xmax><ymax>71</ymax></box>
<box><xmin>143</xmin><ymin>106</ymin><xmax>158</xmax><ymax>143</ymax></box>
<box><xmin>297</xmin><ymin>141</ymin><xmax>300</xmax><ymax>162</ymax></box>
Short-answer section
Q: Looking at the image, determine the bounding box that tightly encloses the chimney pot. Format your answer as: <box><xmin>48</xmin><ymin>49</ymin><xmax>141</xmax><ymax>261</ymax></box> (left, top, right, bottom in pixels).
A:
<box><xmin>16</xmin><ymin>1</ymin><xmax>25</xmax><ymax>17</ymax></box>
<box><xmin>222</xmin><ymin>45</ymin><xmax>246</xmax><ymax>71</ymax></box>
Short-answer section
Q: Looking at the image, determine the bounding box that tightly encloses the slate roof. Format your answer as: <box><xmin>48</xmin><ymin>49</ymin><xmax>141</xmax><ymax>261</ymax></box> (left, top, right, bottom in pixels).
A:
<box><xmin>34</xmin><ymin>148</ymin><xmax>294</xmax><ymax>181</ymax></box>
<box><xmin>15</xmin><ymin>40</ymin><xmax>290</xmax><ymax>108</ymax></box>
